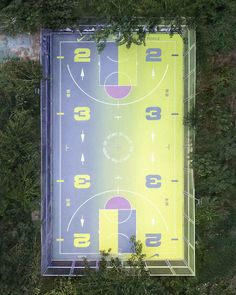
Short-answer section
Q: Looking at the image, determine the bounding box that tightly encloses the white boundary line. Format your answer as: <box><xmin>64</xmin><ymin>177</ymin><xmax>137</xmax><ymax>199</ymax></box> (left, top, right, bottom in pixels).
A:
<box><xmin>187</xmin><ymin>29</ymin><xmax>191</xmax><ymax>266</ymax></box>
<box><xmin>64</xmin><ymin>38</ymin><xmax>169</xmax><ymax>104</ymax></box>
<box><xmin>66</xmin><ymin>189</ymin><xmax>170</xmax><ymax>232</ymax></box>
<box><xmin>174</xmin><ymin>41</ymin><xmax>177</xmax><ymax>237</ymax></box>
<box><xmin>59</xmin><ymin>41</ymin><xmax>62</xmax><ymax>254</ymax></box>
<box><xmin>107</xmin><ymin>55</ymin><xmax>129</xmax><ymax>63</ymax></box>
<box><xmin>56</xmin><ymin>38</ymin><xmax>184</xmax><ymax>258</ymax></box>
<box><xmin>61</xmin><ymin>41</ymin><xmax>177</xmax><ymax>44</ymax></box>
<box><xmin>67</xmin><ymin>63</ymin><xmax>169</xmax><ymax>106</ymax></box>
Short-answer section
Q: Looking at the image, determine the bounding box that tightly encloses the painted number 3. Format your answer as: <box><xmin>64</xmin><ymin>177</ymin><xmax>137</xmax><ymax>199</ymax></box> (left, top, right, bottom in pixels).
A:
<box><xmin>146</xmin><ymin>107</ymin><xmax>161</xmax><ymax>120</ymax></box>
<box><xmin>74</xmin><ymin>175</ymin><xmax>90</xmax><ymax>189</ymax></box>
<box><xmin>146</xmin><ymin>175</ymin><xmax>161</xmax><ymax>188</ymax></box>
<box><xmin>74</xmin><ymin>106</ymin><xmax>91</xmax><ymax>121</ymax></box>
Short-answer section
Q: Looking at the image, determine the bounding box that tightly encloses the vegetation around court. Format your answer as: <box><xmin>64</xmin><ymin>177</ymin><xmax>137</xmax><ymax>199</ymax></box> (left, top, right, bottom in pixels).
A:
<box><xmin>0</xmin><ymin>1</ymin><xmax>236</xmax><ymax>294</ymax></box>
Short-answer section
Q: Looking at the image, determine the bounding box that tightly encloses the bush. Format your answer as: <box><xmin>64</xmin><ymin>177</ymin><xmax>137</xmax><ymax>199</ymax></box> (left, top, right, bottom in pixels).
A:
<box><xmin>0</xmin><ymin>59</ymin><xmax>41</xmax><ymax>295</ymax></box>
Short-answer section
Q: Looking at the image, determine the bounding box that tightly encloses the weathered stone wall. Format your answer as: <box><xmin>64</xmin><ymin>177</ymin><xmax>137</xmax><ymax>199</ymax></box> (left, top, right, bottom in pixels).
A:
<box><xmin>0</xmin><ymin>33</ymin><xmax>40</xmax><ymax>60</ymax></box>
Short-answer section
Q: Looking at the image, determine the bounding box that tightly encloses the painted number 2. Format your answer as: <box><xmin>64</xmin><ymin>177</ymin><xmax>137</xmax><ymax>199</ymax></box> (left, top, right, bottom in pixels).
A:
<box><xmin>74</xmin><ymin>233</ymin><xmax>90</xmax><ymax>248</ymax></box>
<box><xmin>146</xmin><ymin>107</ymin><xmax>161</xmax><ymax>120</ymax></box>
<box><xmin>145</xmin><ymin>233</ymin><xmax>162</xmax><ymax>247</ymax></box>
<box><xmin>146</xmin><ymin>48</ymin><xmax>162</xmax><ymax>62</ymax></box>
<box><xmin>74</xmin><ymin>48</ymin><xmax>91</xmax><ymax>62</ymax></box>
<box><xmin>146</xmin><ymin>175</ymin><xmax>161</xmax><ymax>188</ymax></box>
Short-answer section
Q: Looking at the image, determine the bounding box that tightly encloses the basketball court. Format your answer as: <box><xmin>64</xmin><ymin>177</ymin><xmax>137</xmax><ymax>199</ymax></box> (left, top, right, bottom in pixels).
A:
<box><xmin>41</xmin><ymin>28</ymin><xmax>196</xmax><ymax>276</ymax></box>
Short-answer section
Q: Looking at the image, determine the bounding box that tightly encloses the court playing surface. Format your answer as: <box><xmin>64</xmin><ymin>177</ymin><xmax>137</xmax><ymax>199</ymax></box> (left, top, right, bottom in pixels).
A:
<box><xmin>51</xmin><ymin>32</ymin><xmax>184</xmax><ymax>261</ymax></box>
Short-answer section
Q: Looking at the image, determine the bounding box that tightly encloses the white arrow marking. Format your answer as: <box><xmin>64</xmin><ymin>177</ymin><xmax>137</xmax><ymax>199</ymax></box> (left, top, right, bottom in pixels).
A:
<box><xmin>66</xmin><ymin>89</ymin><xmax>71</xmax><ymax>98</ymax></box>
<box><xmin>81</xmin><ymin>68</ymin><xmax>85</xmax><ymax>80</ymax></box>
<box><xmin>151</xmin><ymin>131</ymin><xmax>155</xmax><ymax>141</ymax></box>
<box><xmin>152</xmin><ymin>65</ymin><xmax>155</xmax><ymax>78</ymax></box>
<box><xmin>152</xmin><ymin>217</ymin><xmax>156</xmax><ymax>226</ymax></box>
<box><xmin>81</xmin><ymin>130</ymin><xmax>85</xmax><ymax>142</ymax></box>
<box><xmin>151</xmin><ymin>153</ymin><xmax>156</xmax><ymax>162</ymax></box>
<box><xmin>81</xmin><ymin>153</ymin><xmax>85</xmax><ymax>164</ymax></box>
<box><xmin>98</xmin><ymin>56</ymin><xmax>101</xmax><ymax>84</ymax></box>
<box><xmin>80</xmin><ymin>216</ymin><xmax>84</xmax><ymax>227</ymax></box>
<box><xmin>65</xmin><ymin>144</ymin><xmax>69</xmax><ymax>151</ymax></box>
<box><xmin>66</xmin><ymin>198</ymin><xmax>71</xmax><ymax>207</ymax></box>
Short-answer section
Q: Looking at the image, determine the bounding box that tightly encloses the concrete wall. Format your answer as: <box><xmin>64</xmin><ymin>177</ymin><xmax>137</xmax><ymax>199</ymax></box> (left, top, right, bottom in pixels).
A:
<box><xmin>0</xmin><ymin>33</ymin><xmax>40</xmax><ymax>61</ymax></box>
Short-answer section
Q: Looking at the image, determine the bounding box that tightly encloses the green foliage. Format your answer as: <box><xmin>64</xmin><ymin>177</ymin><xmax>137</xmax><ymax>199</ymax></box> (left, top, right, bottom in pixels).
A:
<box><xmin>1</xmin><ymin>0</ymin><xmax>236</xmax><ymax>54</ymax></box>
<box><xmin>76</xmin><ymin>239</ymin><xmax>159</xmax><ymax>295</ymax></box>
<box><xmin>192</xmin><ymin>50</ymin><xmax>236</xmax><ymax>285</ymax></box>
<box><xmin>0</xmin><ymin>59</ymin><xmax>42</xmax><ymax>295</ymax></box>
<box><xmin>194</xmin><ymin>60</ymin><xmax>236</xmax><ymax>203</ymax></box>
<box><xmin>44</xmin><ymin>278</ymin><xmax>76</xmax><ymax>295</ymax></box>
<box><xmin>43</xmin><ymin>240</ymin><xmax>197</xmax><ymax>295</ymax></box>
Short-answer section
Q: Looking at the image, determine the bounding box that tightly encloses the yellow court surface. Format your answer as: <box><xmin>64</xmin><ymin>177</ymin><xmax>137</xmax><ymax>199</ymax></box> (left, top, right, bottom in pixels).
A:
<box><xmin>97</xmin><ymin>34</ymin><xmax>184</xmax><ymax>260</ymax></box>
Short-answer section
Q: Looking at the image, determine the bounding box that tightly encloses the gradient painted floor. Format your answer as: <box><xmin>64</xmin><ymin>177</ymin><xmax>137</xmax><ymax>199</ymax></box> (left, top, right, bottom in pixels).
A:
<box><xmin>51</xmin><ymin>32</ymin><xmax>184</xmax><ymax>261</ymax></box>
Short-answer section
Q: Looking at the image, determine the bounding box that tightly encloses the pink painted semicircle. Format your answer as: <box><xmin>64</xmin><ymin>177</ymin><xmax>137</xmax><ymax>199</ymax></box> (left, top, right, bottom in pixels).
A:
<box><xmin>105</xmin><ymin>85</ymin><xmax>131</xmax><ymax>99</ymax></box>
<box><xmin>105</xmin><ymin>196</ymin><xmax>131</xmax><ymax>209</ymax></box>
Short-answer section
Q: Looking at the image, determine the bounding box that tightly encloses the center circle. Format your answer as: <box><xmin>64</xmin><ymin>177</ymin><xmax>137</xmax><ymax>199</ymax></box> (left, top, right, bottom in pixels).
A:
<box><xmin>102</xmin><ymin>132</ymin><xmax>133</xmax><ymax>163</ymax></box>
